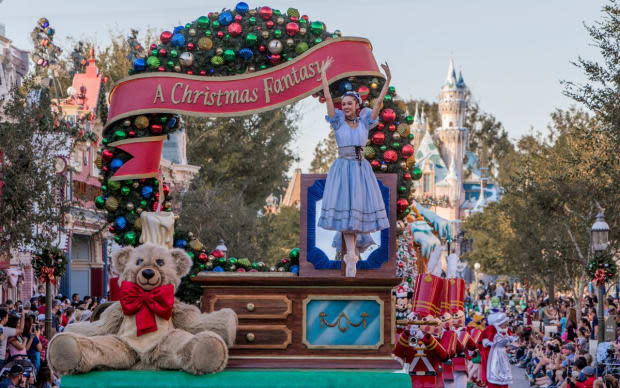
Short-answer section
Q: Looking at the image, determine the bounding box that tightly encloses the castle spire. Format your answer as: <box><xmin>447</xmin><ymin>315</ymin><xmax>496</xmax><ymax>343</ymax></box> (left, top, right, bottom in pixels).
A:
<box><xmin>444</xmin><ymin>58</ymin><xmax>457</xmax><ymax>88</ymax></box>
<box><xmin>457</xmin><ymin>69</ymin><xmax>465</xmax><ymax>88</ymax></box>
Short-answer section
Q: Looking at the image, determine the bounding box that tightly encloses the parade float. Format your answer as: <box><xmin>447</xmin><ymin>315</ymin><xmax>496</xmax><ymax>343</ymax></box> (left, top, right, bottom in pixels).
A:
<box><xmin>43</xmin><ymin>3</ymin><xmax>473</xmax><ymax>388</ymax></box>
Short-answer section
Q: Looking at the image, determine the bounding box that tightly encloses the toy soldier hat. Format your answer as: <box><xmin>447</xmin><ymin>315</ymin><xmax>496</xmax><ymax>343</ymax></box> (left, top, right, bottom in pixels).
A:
<box><xmin>439</xmin><ymin>277</ymin><xmax>450</xmax><ymax>315</ymax></box>
<box><xmin>411</xmin><ymin>273</ymin><xmax>443</xmax><ymax>317</ymax></box>
<box><xmin>448</xmin><ymin>278</ymin><xmax>466</xmax><ymax>313</ymax></box>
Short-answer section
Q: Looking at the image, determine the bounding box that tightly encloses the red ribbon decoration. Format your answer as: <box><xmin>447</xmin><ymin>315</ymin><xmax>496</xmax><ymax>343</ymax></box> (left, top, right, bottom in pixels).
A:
<box><xmin>594</xmin><ymin>268</ymin><xmax>608</xmax><ymax>286</ymax></box>
<box><xmin>39</xmin><ymin>266</ymin><xmax>56</xmax><ymax>285</ymax></box>
<box><xmin>119</xmin><ymin>281</ymin><xmax>174</xmax><ymax>336</ymax></box>
<box><xmin>105</xmin><ymin>37</ymin><xmax>383</xmax><ymax>126</ymax></box>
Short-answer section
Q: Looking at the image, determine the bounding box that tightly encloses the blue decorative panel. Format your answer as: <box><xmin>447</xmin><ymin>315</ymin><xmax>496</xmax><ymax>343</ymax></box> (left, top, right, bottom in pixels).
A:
<box><xmin>303</xmin><ymin>297</ymin><xmax>383</xmax><ymax>349</ymax></box>
<box><xmin>306</xmin><ymin>178</ymin><xmax>390</xmax><ymax>270</ymax></box>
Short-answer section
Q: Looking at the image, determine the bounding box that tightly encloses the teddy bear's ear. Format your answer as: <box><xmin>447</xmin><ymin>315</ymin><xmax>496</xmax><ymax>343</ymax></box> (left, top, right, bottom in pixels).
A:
<box><xmin>170</xmin><ymin>248</ymin><xmax>192</xmax><ymax>278</ymax></box>
<box><xmin>112</xmin><ymin>246</ymin><xmax>134</xmax><ymax>274</ymax></box>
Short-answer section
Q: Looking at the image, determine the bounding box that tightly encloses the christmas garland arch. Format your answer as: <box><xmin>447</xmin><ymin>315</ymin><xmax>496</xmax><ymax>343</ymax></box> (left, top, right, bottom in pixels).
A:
<box><xmin>96</xmin><ymin>3</ymin><xmax>422</xmax><ymax>285</ymax></box>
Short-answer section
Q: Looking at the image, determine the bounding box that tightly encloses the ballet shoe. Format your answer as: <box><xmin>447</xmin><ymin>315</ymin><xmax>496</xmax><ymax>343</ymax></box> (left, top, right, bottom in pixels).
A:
<box><xmin>344</xmin><ymin>252</ymin><xmax>357</xmax><ymax>277</ymax></box>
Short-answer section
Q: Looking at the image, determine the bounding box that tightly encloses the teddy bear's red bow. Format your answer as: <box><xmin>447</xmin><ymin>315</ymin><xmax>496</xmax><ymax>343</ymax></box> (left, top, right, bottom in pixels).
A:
<box><xmin>120</xmin><ymin>281</ymin><xmax>175</xmax><ymax>336</ymax></box>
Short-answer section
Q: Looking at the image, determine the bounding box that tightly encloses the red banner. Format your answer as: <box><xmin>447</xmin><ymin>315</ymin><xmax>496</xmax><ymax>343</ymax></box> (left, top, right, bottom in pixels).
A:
<box><xmin>106</xmin><ymin>37</ymin><xmax>383</xmax><ymax>128</ymax></box>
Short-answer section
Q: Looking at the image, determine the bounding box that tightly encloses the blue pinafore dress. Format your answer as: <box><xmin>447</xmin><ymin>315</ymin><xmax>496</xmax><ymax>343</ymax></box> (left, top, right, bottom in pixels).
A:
<box><xmin>317</xmin><ymin>107</ymin><xmax>389</xmax><ymax>234</ymax></box>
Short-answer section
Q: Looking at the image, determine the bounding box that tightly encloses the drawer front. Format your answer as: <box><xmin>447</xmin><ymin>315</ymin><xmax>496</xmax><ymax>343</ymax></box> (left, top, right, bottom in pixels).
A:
<box><xmin>210</xmin><ymin>295</ymin><xmax>292</xmax><ymax>319</ymax></box>
<box><xmin>233</xmin><ymin>325</ymin><xmax>292</xmax><ymax>349</ymax></box>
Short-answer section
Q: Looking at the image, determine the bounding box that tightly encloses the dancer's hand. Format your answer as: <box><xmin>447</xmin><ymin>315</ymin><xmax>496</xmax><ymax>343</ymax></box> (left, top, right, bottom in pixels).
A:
<box><xmin>381</xmin><ymin>62</ymin><xmax>391</xmax><ymax>81</ymax></box>
<box><xmin>319</xmin><ymin>56</ymin><xmax>334</xmax><ymax>79</ymax></box>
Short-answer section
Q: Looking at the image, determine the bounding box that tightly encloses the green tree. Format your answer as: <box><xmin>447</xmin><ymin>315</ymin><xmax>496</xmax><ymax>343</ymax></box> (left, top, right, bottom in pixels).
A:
<box><xmin>309</xmin><ymin>131</ymin><xmax>337</xmax><ymax>173</ymax></box>
<box><xmin>256</xmin><ymin>206</ymin><xmax>300</xmax><ymax>262</ymax></box>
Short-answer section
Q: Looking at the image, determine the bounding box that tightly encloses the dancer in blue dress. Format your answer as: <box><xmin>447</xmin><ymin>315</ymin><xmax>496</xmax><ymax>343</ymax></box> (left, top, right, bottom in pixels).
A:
<box><xmin>317</xmin><ymin>57</ymin><xmax>391</xmax><ymax>277</ymax></box>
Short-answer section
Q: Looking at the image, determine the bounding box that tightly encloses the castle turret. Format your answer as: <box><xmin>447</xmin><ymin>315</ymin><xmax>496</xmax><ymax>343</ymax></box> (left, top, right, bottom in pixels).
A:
<box><xmin>438</xmin><ymin>58</ymin><xmax>467</xmax><ymax>129</ymax></box>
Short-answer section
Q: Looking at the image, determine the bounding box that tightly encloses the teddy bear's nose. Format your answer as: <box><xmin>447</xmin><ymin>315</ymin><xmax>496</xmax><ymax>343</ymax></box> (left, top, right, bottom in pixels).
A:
<box><xmin>142</xmin><ymin>269</ymin><xmax>155</xmax><ymax>279</ymax></box>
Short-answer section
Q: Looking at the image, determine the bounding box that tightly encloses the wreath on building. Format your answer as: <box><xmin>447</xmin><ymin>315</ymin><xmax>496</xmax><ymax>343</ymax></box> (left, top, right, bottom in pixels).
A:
<box><xmin>586</xmin><ymin>250</ymin><xmax>617</xmax><ymax>286</ymax></box>
<box><xmin>32</xmin><ymin>247</ymin><xmax>67</xmax><ymax>285</ymax></box>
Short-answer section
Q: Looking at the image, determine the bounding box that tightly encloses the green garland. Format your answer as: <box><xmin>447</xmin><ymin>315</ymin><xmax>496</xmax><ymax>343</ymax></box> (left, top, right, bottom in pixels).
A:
<box><xmin>586</xmin><ymin>250</ymin><xmax>616</xmax><ymax>285</ymax></box>
<box><xmin>32</xmin><ymin>247</ymin><xmax>67</xmax><ymax>284</ymax></box>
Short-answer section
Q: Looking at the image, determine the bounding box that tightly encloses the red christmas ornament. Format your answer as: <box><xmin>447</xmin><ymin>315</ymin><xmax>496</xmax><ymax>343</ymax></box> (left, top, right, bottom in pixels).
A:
<box><xmin>160</xmin><ymin>31</ymin><xmax>173</xmax><ymax>44</ymax></box>
<box><xmin>270</xmin><ymin>54</ymin><xmax>281</xmax><ymax>65</ymax></box>
<box><xmin>150</xmin><ymin>43</ymin><xmax>157</xmax><ymax>50</ymax></box>
<box><xmin>212</xmin><ymin>249</ymin><xmax>224</xmax><ymax>258</ymax></box>
<box><xmin>101</xmin><ymin>149</ymin><xmax>114</xmax><ymax>162</ymax></box>
<box><xmin>358</xmin><ymin>85</ymin><xmax>370</xmax><ymax>100</ymax></box>
<box><xmin>186</xmin><ymin>71</ymin><xmax>193</xmax><ymax>75</ymax></box>
<box><xmin>397</xmin><ymin>198</ymin><xmax>409</xmax><ymax>212</ymax></box>
<box><xmin>198</xmin><ymin>252</ymin><xmax>208</xmax><ymax>262</ymax></box>
<box><xmin>377</xmin><ymin>123</ymin><xmax>385</xmax><ymax>131</ymax></box>
<box><xmin>109</xmin><ymin>225</ymin><xmax>115</xmax><ymax>233</ymax></box>
<box><xmin>290</xmin><ymin>16</ymin><xmax>299</xmax><ymax>22</ymax></box>
<box><xmin>128</xmin><ymin>130</ymin><xmax>136</xmax><ymax>137</ymax></box>
<box><xmin>319</xmin><ymin>96</ymin><xmax>326</xmax><ymax>103</ymax></box>
<box><xmin>151</xmin><ymin>202</ymin><xmax>159</xmax><ymax>211</ymax></box>
<box><xmin>154</xmin><ymin>192</ymin><xmax>160</xmax><ymax>201</ymax></box>
<box><xmin>404</xmin><ymin>172</ymin><xmax>412</xmax><ymax>181</ymax></box>
<box><xmin>302</xmin><ymin>15</ymin><xmax>309</xmax><ymax>21</ymax></box>
<box><xmin>380</xmin><ymin>108</ymin><xmax>396</xmax><ymax>123</ymax></box>
<box><xmin>237</xmin><ymin>268</ymin><xmax>246</xmax><ymax>272</ymax></box>
<box><xmin>266</xmin><ymin>20</ymin><xmax>274</xmax><ymax>29</ymax></box>
<box><xmin>286</xmin><ymin>22</ymin><xmax>299</xmax><ymax>36</ymax></box>
<box><xmin>217</xmin><ymin>31</ymin><xmax>224</xmax><ymax>38</ymax></box>
<box><xmin>370</xmin><ymin>160</ymin><xmax>381</xmax><ymax>169</ymax></box>
<box><xmin>187</xmin><ymin>42</ymin><xmax>195</xmax><ymax>51</ymax></box>
<box><xmin>259</xmin><ymin>6</ymin><xmax>273</xmax><ymax>20</ymax></box>
<box><xmin>158</xmin><ymin>48</ymin><xmax>167</xmax><ymax>56</ymax></box>
<box><xmin>371</xmin><ymin>132</ymin><xmax>385</xmax><ymax>145</ymax></box>
<box><xmin>162</xmin><ymin>184</ymin><xmax>170</xmax><ymax>195</ymax></box>
<box><xmin>228</xmin><ymin>22</ymin><xmax>242</xmax><ymax>36</ymax></box>
<box><xmin>150</xmin><ymin>124</ymin><xmax>163</xmax><ymax>134</ymax></box>
<box><xmin>384</xmin><ymin>150</ymin><xmax>398</xmax><ymax>163</ymax></box>
<box><xmin>234</xmin><ymin>14</ymin><xmax>243</xmax><ymax>22</ymax></box>
<box><xmin>102</xmin><ymin>166</ymin><xmax>109</xmax><ymax>173</ymax></box>
<box><xmin>401</xmin><ymin>144</ymin><xmax>414</xmax><ymax>158</ymax></box>
<box><xmin>388</xmin><ymin>124</ymin><xmax>396</xmax><ymax>132</ymax></box>
<box><xmin>200</xmin><ymin>70</ymin><xmax>207</xmax><ymax>76</ymax></box>
<box><xmin>258</xmin><ymin>45</ymin><xmax>266</xmax><ymax>53</ymax></box>
<box><xmin>157</xmin><ymin>66</ymin><xmax>165</xmax><ymax>72</ymax></box>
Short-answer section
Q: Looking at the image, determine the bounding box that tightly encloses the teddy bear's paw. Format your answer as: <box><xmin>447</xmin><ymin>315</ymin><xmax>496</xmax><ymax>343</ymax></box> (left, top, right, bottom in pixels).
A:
<box><xmin>187</xmin><ymin>331</ymin><xmax>228</xmax><ymax>375</ymax></box>
<box><xmin>48</xmin><ymin>334</ymin><xmax>84</xmax><ymax>375</ymax></box>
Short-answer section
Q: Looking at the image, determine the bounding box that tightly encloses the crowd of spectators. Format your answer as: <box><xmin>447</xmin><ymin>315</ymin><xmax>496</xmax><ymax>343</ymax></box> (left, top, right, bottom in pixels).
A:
<box><xmin>0</xmin><ymin>286</ymin><xmax>107</xmax><ymax>388</ymax></box>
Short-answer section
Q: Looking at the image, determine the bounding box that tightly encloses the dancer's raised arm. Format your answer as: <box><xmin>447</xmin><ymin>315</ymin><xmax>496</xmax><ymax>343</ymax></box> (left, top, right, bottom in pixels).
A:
<box><xmin>319</xmin><ymin>56</ymin><xmax>335</xmax><ymax>118</ymax></box>
<box><xmin>370</xmin><ymin>62</ymin><xmax>392</xmax><ymax>121</ymax></box>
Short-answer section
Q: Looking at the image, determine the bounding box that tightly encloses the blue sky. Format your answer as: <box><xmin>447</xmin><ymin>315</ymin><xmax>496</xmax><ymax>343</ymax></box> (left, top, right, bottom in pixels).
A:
<box><xmin>0</xmin><ymin>0</ymin><xmax>605</xmax><ymax>172</ymax></box>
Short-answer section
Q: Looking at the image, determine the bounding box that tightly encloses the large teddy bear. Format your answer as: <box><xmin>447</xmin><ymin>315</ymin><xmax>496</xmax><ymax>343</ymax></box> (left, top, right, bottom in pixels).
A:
<box><xmin>47</xmin><ymin>243</ymin><xmax>238</xmax><ymax>375</ymax></box>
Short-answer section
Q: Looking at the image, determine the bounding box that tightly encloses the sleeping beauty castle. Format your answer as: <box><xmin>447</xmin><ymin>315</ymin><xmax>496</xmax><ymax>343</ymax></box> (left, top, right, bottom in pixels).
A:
<box><xmin>411</xmin><ymin>59</ymin><xmax>499</xmax><ymax>255</ymax></box>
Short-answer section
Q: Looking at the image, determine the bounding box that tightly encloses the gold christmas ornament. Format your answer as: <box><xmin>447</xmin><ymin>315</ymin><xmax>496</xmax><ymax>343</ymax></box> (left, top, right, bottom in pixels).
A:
<box><xmin>134</xmin><ymin>217</ymin><xmax>142</xmax><ymax>230</ymax></box>
<box><xmin>126</xmin><ymin>203</ymin><xmax>134</xmax><ymax>211</ymax></box>
<box><xmin>215</xmin><ymin>47</ymin><xmax>223</xmax><ymax>56</ymax></box>
<box><xmin>188</xmin><ymin>28</ymin><xmax>197</xmax><ymax>37</ymax></box>
<box><xmin>105</xmin><ymin>197</ymin><xmax>119</xmax><ymax>211</ymax></box>
<box><xmin>95</xmin><ymin>155</ymin><xmax>102</xmax><ymax>169</ymax></box>
<box><xmin>134</xmin><ymin>115</ymin><xmax>149</xmax><ymax>129</ymax></box>
<box><xmin>276</xmin><ymin>17</ymin><xmax>284</xmax><ymax>24</ymax></box>
<box><xmin>286</xmin><ymin>38</ymin><xmax>295</xmax><ymax>47</ymax></box>
<box><xmin>268</xmin><ymin>39</ymin><xmax>284</xmax><ymax>54</ymax></box>
<box><xmin>249</xmin><ymin>9</ymin><xmax>257</xmax><ymax>15</ymax></box>
<box><xmin>364</xmin><ymin>146</ymin><xmax>376</xmax><ymax>159</ymax></box>
<box><xmin>392</xmin><ymin>132</ymin><xmax>401</xmax><ymax>141</ymax></box>
<box><xmin>400</xmin><ymin>161</ymin><xmax>407</xmax><ymax>170</ymax></box>
<box><xmin>299</xmin><ymin>27</ymin><xmax>306</xmax><ymax>35</ymax></box>
<box><xmin>397</xmin><ymin>123</ymin><xmax>409</xmax><ymax>136</ymax></box>
<box><xmin>248</xmin><ymin>66</ymin><xmax>255</xmax><ymax>72</ymax></box>
<box><xmin>261</xmin><ymin>31</ymin><xmax>270</xmax><ymax>39</ymax></box>
<box><xmin>189</xmin><ymin>239</ymin><xmax>204</xmax><ymax>251</ymax></box>
<box><xmin>370</xmin><ymin>81</ymin><xmax>379</xmax><ymax>89</ymax></box>
<box><xmin>174</xmin><ymin>65</ymin><xmax>182</xmax><ymax>72</ymax></box>
<box><xmin>122</xmin><ymin>119</ymin><xmax>131</xmax><ymax>127</ymax></box>
<box><xmin>198</xmin><ymin>37</ymin><xmax>213</xmax><ymax>50</ymax></box>
<box><xmin>136</xmin><ymin>207</ymin><xmax>143</xmax><ymax>215</ymax></box>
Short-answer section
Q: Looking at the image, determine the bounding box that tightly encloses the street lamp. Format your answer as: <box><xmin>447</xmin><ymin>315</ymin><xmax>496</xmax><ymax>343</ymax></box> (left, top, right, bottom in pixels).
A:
<box><xmin>592</xmin><ymin>209</ymin><xmax>610</xmax><ymax>343</ymax></box>
<box><xmin>216</xmin><ymin>239</ymin><xmax>228</xmax><ymax>260</ymax></box>
<box><xmin>474</xmin><ymin>262</ymin><xmax>481</xmax><ymax>301</ymax></box>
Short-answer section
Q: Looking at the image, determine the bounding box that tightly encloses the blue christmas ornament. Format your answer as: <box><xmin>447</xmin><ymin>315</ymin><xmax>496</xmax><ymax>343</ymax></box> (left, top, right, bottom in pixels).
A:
<box><xmin>114</xmin><ymin>217</ymin><xmax>127</xmax><ymax>231</ymax></box>
<box><xmin>133</xmin><ymin>58</ymin><xmax>146</xmax><ymax>72</ymax></box>
<box><xmin>235</xmin><ymin>2</ymin><xmax>250</xmax><ymax>14</ymax></box>
<box><xmin>166</xmin><ymin>116</ymin><xmax>177</xmax><ymax>129</ymax></box>
<box><xmin>338</xmin><ymin>81</ymin><xmax>353</xmax><ymax>94</ymax></box>
<box><xmin>290</xmin><ymin>265</ymin><xmax>299</xmax><ymax>274</ymax></box>
<box><xmin>173</xmin><ymin>25</ymin><xmax>184</xmax><ymax>34</ymax></box>
<box><xmin>110</xmin><ymin>158</ymin><xmax>123</xmax><ymax>171</ymax></box>
<box><xmin>171</xmin><ymin>33</ymin><xmax>186</xmax><ymax>48</ymax></box>
<box><xmin>239</xmin><ymin>48</ymin><xmax>253</xmax><ymax>60</ymax></box>
<box><xmin>213</xmin><ymin>266</ymin><xmax>225</xmax><ymax>272</ymax></box>
<box><xmin>218</xmin><ymin>11</ymin><xmax>233</xmax><ymax>26</ymax></box>
<box><xmin>141</xmin><ymin>185</ymin><xmax>153</xmax><ymax>199</ymax></box>
<box><xmin>174</xmin><ymin>239</ymin><xmax>188</xmax><ymax>249</ymax></box>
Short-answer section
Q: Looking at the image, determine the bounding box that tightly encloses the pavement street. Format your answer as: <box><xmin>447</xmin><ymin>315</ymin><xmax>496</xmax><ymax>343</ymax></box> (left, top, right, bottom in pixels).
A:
<box><xmin>511</xmin><ymin>363</ymin><xmax>530</xmax><ymax>388</ymax></box>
